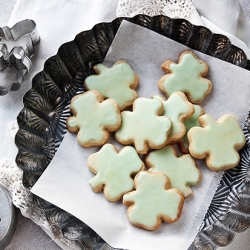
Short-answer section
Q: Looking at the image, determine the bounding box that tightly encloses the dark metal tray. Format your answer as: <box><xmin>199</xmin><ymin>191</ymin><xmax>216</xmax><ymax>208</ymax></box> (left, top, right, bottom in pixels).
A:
<box><xmin>15</xmin><ymin>15</ymin><xmax>250</xmax><ymax>249</ymax></box>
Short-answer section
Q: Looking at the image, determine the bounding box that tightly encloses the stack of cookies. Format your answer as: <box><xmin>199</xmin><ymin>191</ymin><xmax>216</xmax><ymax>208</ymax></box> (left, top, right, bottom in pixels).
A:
<box><xmin>66</xmin><ymin>51</ymin><xmax>245</xmax><ymax>231</ymax></box>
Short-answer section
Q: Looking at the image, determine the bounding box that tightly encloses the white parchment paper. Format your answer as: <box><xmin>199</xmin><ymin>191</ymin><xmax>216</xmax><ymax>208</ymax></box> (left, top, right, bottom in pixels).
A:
<box><xmin>31</xmin><ymin>21</ymin><xmax>250</xmax><ymax>250</ymax></box>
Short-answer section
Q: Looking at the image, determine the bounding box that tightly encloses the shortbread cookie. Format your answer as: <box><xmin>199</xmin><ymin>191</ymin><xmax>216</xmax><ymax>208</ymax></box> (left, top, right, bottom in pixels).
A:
<box><xmin>145</xmin><ymin>145</ymin><xmax>201</xmax><ymax>198</ymax></box>
<box><xmin>115</xmin><ymin>97</ymin><xmax>172</xmax><ymax>154</ymax></box>
<box><xmin>188</xmin><ymin>114</ymin><xmax>246</xmax><ymax>171</ymax></box>
<box><xmin>153</xmin><ymin>92</ymin><xmax>194</xmax><ymax>144</ymax></box>
<box><xmin>178</xmin><ymin>105</ymin><xmax>204</xmax><ymax>153</ymax></box>
<box><xmin>67</xmin><ymin>90</ymin><xmax>121</xmax><ymax>147</ymax></box>
<box><xmin>88</xmin><ymin>144</ymin><xmax>144</xmax><ymax>201</ymax></box>
<box><xmin>158</xmin><ymin>51</ymin><xmax>212</xmax><ymax>104</ymax></box>
<box><xmin>84</xmin><ymin>60</ymin><xmax>139</xmax><ymax>110</ymax></box>
<box><xmin>123</xmin><ymin>171</ymin><xmax>184</xmax><ymax>230</ymax></box>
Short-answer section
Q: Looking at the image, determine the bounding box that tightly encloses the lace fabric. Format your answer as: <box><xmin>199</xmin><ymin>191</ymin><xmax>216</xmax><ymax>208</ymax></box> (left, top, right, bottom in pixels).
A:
<box><xmin>116</xmin><ymin>0</ymin><xmax>195</xmax><ymax>20</ymax></box>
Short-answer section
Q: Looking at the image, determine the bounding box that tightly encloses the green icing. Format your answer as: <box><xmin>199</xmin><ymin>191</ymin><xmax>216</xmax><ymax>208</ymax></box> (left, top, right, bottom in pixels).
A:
<box><xmin>179</xmin><ymin>105</ymin><xmax>203</xmax><ymax>152</ymax></box>
<box><xmin>153</xmin><ymin>93</ymin><xmax>193</xmax><ymax>143</ymax></box>
<box><xmin>88</xmin><ymin>144</ymin><xmax>143</xmax><ymax>201</ymax></box>
<box><xmin>123</xmin><ymin>171</ymin><xmax>183</xmax><ymax>229</ymax></box>
<box><xmin>188</xmin><ymin>114</ymin><xmax>246</xmax><ymax>170</ymax></box>
<box><xmin>115</xmin><ymin>98</ymin><xmax>172</xmax><ymax>154</ymax></box>
<box><xmin>147</xmin><ymin>145</ymin><xmax>201</xmax><ymax>197</ymax></box>
<box><xmin>85</xmin><ymin>61</ymin><xmax>138</xmax><ymax>110</ymax></box>
<box><xmin>162</xmin><ymin>53</ymin><xmax>211</xmax><ymax>103</ymax></box>
<box><xmin>67</xmin><ymin>91</ymin><xmax>120</xmax><ymax>145</ymax></box>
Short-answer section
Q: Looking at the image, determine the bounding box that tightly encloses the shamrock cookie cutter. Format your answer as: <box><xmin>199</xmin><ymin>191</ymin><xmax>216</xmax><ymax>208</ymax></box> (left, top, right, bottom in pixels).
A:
<box><xmin>0</xmin><ymin>19</ymin><xmax>40</xmax><ymax>95</ymax></box>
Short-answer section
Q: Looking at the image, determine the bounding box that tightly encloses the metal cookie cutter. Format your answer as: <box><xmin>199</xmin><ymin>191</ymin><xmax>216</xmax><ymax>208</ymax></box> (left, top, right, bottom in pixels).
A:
<box><xmin>0</xmin><ymin>19</ymin><xmax>40</xmax><ymax>95</ymax></box>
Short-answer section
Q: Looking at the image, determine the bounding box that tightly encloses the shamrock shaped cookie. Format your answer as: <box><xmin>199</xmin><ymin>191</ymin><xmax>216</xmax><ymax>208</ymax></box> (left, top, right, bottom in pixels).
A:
<box><xmin>188</xmin><ymin>114</ymin><xmax>246</xmax><ymax>171</ymax></box>
<box><xmin>178</xmin><ymin>105</ymin><xmax>204</xmax><ymax>153</ymax></box>
<box><xmin>158</xmin><ymin>51</ymin><xmax>212</xmax><ymax>104</ymax></box>
<box><xmin>84</xmin><ymin>60</ymin><xmax>139</xmax><ymax>110</ymax></box>
<box><xmin>115</xmin><ymin>97</ymin><xmax>172</xmax><ymax>154</ymax></box>
<box><xmin>67</xmin><ymin>90</ymin><xmax>121</xmax><ymax>147</ymax></box>
<box><xmin>123</xmin><ymin>171</ymin><xmax>184</xmax><ymax>230</ymax></box>
<box><xmin>153</xmin><ymin>92</ymin><xmax>194</xmax><ymax>144</ymax></box>
<box><xmin>145</xmin><ymin>145</ymin><xmax>202</xmax><ymax>198</ymax></box>
<box><xmin>88</xmin><ymin>144</ymin><xmax>144</xmax><ymax>201</ymax></box>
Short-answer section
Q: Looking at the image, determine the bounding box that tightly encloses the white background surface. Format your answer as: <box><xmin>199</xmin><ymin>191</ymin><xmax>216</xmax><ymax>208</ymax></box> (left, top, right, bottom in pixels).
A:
<box><xmin>1</xmin><ymin>0</ymin><xmax>250</xmax><ymax>249</ymax></box>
